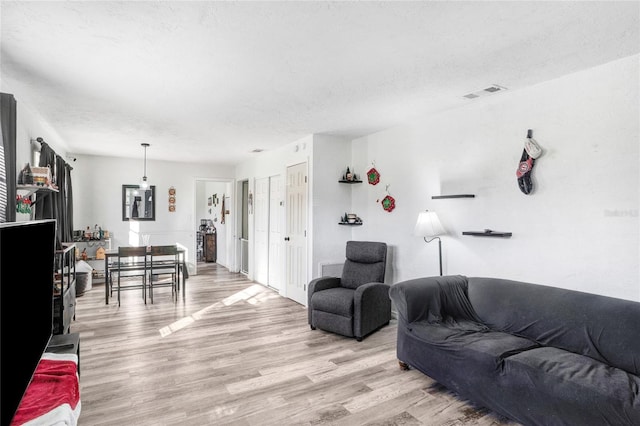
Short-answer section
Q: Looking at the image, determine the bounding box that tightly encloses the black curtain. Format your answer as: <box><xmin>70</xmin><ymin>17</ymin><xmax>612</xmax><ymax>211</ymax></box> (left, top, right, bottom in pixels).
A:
<box><xmin>0</xmin><ymin>93</ymin><xmax>17</xmax><ymax>222</ymax></box>
<box><xmin>35</xmin><ymin>141</ymin><xmax>74</xmax><ymax>245</ymax></box>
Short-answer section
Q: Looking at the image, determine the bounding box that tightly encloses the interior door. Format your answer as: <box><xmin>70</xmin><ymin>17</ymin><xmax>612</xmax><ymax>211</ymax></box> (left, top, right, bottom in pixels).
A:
<box><xmin>240</xmin><ymin>180</ymin><xmax>249</xmax><ymax>274</ymax></box>
<box><xmin>253</xmin><ymin>177</ymin><xmax>269</xmax><ymax>285</ymax></box>
<box><xmin>268</xmin><ymin>174</ymin><xmax>284</xmax><ymax>291</ymax></box>
<box><xmin>285</xmin><ymin>162</ymin><xmax>307</xmax><ymax>305</ymax></box>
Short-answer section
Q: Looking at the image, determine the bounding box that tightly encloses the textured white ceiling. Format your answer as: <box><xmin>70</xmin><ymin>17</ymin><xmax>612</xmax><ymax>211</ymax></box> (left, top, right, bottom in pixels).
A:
<box><xmin>1</xmin><ymin>1</ymin><xmax>638</xmax><ymax>166</ymax></box>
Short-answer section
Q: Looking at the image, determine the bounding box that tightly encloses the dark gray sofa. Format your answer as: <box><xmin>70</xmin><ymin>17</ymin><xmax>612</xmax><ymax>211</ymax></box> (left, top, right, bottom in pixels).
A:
<box><xmin>389</xmin><ymin>275</ymin><xmax>640</xmax><ymax>426</ymax></box>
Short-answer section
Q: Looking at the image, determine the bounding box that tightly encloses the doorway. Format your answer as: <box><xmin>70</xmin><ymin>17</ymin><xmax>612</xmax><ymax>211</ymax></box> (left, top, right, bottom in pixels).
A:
<box><xmin>194</xmin><ymin>178</ymin><xmax>234</xmax><ymax>275</ymax></box>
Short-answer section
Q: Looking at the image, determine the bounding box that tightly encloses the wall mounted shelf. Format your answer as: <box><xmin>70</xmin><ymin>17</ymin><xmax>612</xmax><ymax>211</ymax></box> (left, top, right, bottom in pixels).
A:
<box><xmin>17</xmin><ymin>184</ymin><xmax>58</xmax><ymax>197</ymax></box>
<box><xmin>463</xmin><ymin>231</ymin><xmax>512</xmax><ymax>238</ymax></box>
<box><xmin>432</xmin><ymin>194</ymin><xmax>475</xmax><ymax>199</ymax></box>
<box><xmin>338</xmin><ymin>180</ymin><xmax>363</xmax><ymax>184</ymax></box>
<box><xmin>339</xmin><ymin>222</ymin><xmax>363</xmax><ymax>226</ymax></box>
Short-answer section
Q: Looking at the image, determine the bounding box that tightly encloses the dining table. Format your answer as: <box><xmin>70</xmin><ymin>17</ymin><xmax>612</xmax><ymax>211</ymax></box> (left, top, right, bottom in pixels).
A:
<box><xmin>103</xmin><ymin>246</ymin><xmax>188</xmax><ymax>304</ymax></box>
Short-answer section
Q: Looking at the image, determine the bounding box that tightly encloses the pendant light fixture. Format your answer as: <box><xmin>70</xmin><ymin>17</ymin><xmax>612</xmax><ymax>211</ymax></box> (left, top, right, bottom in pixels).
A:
<box><xmin>140</xmin><ymin>143</ymin><xmax>150</xmax><ymax>190</ymax></box>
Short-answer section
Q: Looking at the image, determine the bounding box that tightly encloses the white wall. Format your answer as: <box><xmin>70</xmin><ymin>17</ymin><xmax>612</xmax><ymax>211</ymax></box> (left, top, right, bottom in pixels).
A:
<box><xmin>311</xmin><ymin>135</ymin><xmax>353</xmax><ymax>275</ymax></box>
<box><xmin>13</xmin><ymin>101</ymin><xmax>70</xmax><ymax>168</ymax></box>
<box><xmin>349</xmin><ymin>55</ymin><xmax>639</xmax><ymax>301</ymax></box>
<box><xmin>11</xmin><ymin>54</ymin><xmax>639</xmax><ymax>304</ymax></box>
<box><xmin>70</xmin><ymin>154</ymin><xmax>234</xmax><ymax>272</ymax></box>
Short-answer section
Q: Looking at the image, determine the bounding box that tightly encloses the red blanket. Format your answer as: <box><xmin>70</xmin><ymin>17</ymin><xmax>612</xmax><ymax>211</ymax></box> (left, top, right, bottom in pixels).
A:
<box><xmin>11</xmin><ymin>353</ymin><xmax>80</xmax><ymax>426</ymax></box>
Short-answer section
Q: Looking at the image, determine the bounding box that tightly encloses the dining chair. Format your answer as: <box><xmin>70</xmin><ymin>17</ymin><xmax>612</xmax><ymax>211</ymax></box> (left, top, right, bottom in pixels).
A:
<box><xmin>148</xmin><ymin>245</ymin><xmax>180</xmax><ymax>303</ymax></box>
<box><xmin>110</xmin><ymin>246</ymin><xmax>148</xmax><ymax>306</ymax></box>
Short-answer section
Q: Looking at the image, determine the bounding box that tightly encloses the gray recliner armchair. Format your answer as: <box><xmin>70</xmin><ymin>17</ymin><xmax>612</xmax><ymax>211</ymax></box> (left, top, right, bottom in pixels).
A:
<box><xmin>308</xmin><ymin>241</ymin><xmax>390</xmax><ymax>341</ymax></box>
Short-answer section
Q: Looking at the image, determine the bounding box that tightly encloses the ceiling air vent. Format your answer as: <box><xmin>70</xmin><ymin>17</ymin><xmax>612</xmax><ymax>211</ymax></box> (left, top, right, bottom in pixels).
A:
<box><xmin>463</xmin><ymin>85</ymin><xmax>507</xmax><ymax>100</ymax></box>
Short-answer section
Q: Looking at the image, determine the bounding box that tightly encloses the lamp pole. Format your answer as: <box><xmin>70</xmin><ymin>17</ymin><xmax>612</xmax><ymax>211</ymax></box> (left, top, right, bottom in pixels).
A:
<box><xmin>424</xmin><ymin>236</ymin><xmax>443</xmax><ymax>276</ymax></box>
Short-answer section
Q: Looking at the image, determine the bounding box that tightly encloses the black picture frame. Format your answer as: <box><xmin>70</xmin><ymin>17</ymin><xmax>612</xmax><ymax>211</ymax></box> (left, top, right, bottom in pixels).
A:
<box><xmin>122</xmin><ymin>184</ymin><xmax>156</xmax><ymax>221</ymax></box>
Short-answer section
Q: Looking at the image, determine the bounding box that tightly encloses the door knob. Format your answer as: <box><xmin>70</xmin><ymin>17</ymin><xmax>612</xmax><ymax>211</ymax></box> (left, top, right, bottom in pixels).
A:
<box><xmin>284</xmin><ymin>237</ymin><xmax>290</xmax><ymax>241</ymax></box>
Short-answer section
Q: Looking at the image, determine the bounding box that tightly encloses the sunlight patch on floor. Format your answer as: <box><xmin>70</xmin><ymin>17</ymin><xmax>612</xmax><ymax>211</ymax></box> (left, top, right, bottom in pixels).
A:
<box><xmin>159</xmin><ymin>284</ymin><xmax>273</xmax><ymax>337</ymax></box>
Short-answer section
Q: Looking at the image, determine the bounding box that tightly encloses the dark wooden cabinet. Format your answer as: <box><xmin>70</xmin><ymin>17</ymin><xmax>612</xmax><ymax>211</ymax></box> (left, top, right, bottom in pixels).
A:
<box><xmin>54</xmin><ymin>244</ymin><xmax>76</xmax><ymax>335</ymax></box>
<box><xmin>204</xmin><ymin>232</ymin><xmax>216</xmax><ymax>263</ymax></box>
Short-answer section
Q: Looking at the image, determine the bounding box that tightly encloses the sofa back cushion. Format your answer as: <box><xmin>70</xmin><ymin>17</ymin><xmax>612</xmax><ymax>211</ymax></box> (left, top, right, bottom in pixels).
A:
<box><xmin>467</xmin><ymin>277</ymin><xmax>640</xmax><ymax>376</ymax></box>
<box><xmin>341</xmin><ymin>241</ymin><xmax>387</xmax><ymax>289</ymax></box>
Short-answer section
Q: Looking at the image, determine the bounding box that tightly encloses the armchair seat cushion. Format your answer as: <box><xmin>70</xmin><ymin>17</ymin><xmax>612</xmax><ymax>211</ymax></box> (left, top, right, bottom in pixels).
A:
<box><xmin>311</xmin><ymin>288</ymin><xmax>354</xmax><ymax>317</ymax></box>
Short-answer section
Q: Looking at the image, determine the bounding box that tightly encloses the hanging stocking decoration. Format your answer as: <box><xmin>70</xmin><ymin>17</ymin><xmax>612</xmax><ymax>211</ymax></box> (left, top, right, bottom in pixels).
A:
<box><xmin>516</xmin><ymin>129</ymin><xmax>543</xmax><ymax>195</ymax></box>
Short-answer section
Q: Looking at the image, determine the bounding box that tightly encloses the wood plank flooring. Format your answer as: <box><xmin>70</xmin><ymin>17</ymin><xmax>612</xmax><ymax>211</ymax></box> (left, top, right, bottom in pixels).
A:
<box><xmin>72</xmin><ymin>263</ymin><xmax>519</xmax><ymax>426</ymax></box>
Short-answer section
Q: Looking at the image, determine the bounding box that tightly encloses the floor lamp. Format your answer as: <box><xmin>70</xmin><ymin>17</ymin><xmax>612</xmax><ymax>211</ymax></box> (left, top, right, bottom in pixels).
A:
<box><xmin>414</xmin><ymin>210</ymin><xmax>446</xmax><ymax>276</ymax></box>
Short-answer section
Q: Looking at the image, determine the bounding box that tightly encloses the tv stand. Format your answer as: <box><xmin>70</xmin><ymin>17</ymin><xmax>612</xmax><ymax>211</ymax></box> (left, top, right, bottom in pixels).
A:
<box><xmin>54</xmin><ymin>244</ymin><xmax>77</xmax><ymax>334</ymax></box>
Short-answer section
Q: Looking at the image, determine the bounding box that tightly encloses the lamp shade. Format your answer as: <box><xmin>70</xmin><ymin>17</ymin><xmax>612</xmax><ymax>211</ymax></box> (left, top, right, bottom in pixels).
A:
<box><xmin>414</xmin><ymin>210</ymin><xmax>446</xmax><ymax>238</ymax></box>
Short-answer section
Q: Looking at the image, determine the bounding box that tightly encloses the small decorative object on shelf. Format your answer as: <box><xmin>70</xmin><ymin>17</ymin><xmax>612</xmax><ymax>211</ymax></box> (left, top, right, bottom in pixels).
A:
<box><xmin>339</xmin><ymin>212</ymin><xmax>363</xmax><ymax>225</ymax></box>
<box><xmin>339</xmin><ymin>167</ymin><xmax>361</xmax><ymax>183</ymax></box>
<box><xmin>16</xmin><ymin>195</ymin><xmax>32</xmax><ymax>214</ymax></box>
<box><xmin>32</xmin><ymin>166</ymin><xmax>54</xmax><ymax>188</ymax></box>
<box><xmin>17</xmin><ymin>163</ymin><xmax>33</xmax><ymax>185</ymax></box>
<box><xmin>462</xmin><ymin>229</ymin><xmax>512</xmax><ymax>237</ymax></box>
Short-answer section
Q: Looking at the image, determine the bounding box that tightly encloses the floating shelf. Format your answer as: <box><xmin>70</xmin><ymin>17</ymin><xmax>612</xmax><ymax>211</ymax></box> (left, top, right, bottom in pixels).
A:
<box><xmin>339</xmin><ymin>222</ymin><xmax>363</xmax><ymax>226</ymax></box>
<box><xmin>338</xmin><ymin>180</ymin><xmax>363</xmax><ymax>184</ymax></box>
<box><xmin>17</xmin><ymin>184</ymin><xmax>58</xmax><ymax>191</ymax></box>
<box><xmin>463</xmin><ymin>230</ymin><xmax>512</xmax><ymax>238</ymax></box>
<box><xmin>432</xmin><ymin>194</ymin><xmax>475</xmax><ymax>199</ymax></box>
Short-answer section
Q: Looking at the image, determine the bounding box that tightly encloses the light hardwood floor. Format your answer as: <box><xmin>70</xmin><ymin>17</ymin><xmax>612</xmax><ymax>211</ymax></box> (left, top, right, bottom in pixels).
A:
<box><xmin>73</xmin><ymin>263</ymin><xmax>519</xmax><ymax>426</ymax></box>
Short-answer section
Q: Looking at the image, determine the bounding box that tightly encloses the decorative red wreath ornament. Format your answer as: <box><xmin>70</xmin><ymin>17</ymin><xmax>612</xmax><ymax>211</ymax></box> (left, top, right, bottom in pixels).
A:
<box><xmin>381</xmin><ymin>195</ymin><xmax>395</xmax><ymax>212</ymax></box>
<box><xmin>367</xmin><ymin>167</ymin><xmax>380</xmax><ymax>185</ymax></box>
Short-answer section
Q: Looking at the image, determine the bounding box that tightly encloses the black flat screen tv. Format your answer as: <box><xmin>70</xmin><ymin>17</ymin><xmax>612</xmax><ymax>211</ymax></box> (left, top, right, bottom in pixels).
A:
<box><xmin>0</xmin><ymin>219</ymin><xmax>56</xmax><ymax>426</ymax></box>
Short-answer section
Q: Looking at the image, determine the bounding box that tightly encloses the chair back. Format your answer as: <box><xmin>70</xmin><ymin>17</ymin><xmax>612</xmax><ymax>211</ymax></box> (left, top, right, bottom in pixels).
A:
<box><xmin>149</xmin><ymin>244</ymin><xmax>178</xmax><ymax>257</ymax></box>
<box><xmin>149</xmin><ymin>245</ymin><xmax>179</xmax><ymax>272</ymax></box>
<box><xmin>341</xmin><ymin>241</ymin><xmax>387</xmax><ymax>289</ymax></box>
<box><xmin>115</xmin><ymin>246</ymin><xmax>148</xmax><ymax>271</ymax></box>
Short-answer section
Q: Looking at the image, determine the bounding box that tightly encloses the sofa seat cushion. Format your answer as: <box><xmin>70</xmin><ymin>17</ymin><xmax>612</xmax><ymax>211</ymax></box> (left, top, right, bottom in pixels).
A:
<box><xmin>409</xmin><ymin>320</ymin><xmax>539</xmax><ymax>369</ymax></box>
<box><xmin>504</xmin><ymin>346</ymin><xmax>640</xmax><ymax>425</ymax></box>
<box><xmin>311</xmin><ymin>287</ymin><xmax>354</xmax><ymax>317</ymax></box>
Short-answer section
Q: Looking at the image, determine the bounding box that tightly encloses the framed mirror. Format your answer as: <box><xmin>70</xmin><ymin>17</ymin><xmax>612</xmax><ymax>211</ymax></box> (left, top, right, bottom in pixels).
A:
<box><xmin>122</xmin><ymin>185</ymin><xmax>155</xmax><ymax>221</ymax></box>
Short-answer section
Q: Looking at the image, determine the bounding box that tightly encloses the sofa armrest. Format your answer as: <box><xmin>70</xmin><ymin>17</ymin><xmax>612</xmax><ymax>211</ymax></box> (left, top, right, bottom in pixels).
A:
<box><xmin>389</xmin><ymin>277</ymin><xmax>443</xmax><ymax>324</ymax></box>
<box><xmin>389</xmin><ymin>275</ymin><xmax>475</xmax><ymax>325</ymax></box>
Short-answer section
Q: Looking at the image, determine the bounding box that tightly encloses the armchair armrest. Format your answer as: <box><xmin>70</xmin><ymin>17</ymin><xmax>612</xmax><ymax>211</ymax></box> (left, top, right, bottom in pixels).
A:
<box><xmin>307</xmin><ymin>276</ymin><xmax>341</xmax><ymax>323</ymax></box>
<box><xmin>353</xmin><ymin>281</ymin><xmax>391</xmax><ymax>338</ymax></box>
